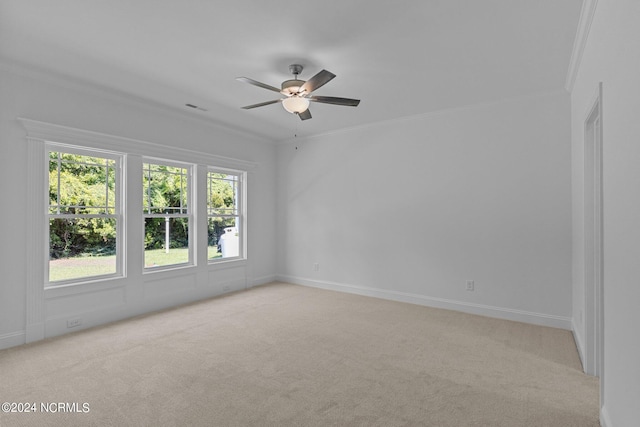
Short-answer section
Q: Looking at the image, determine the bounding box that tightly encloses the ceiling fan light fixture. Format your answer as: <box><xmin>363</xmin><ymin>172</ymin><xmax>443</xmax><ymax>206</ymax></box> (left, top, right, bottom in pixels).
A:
<box><xmin>238</xmin><ymin>64</ymin><xmax>359</xmax><ymax>120</ymax></box>
<box><xmin>282</xmin><ymin>96</ymin><xmax>310</xmax><ymax>114</ymax></box>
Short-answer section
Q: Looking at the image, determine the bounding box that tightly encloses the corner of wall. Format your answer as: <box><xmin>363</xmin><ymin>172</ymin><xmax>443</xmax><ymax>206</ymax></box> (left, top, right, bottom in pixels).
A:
<box><xmin>600</xmin><ymin>404</ymin><xmax>612</xmax><ymax>427</ymax></box>
<box><xmin>571</xmin><ymin>317</ymin><xmax>586</xmax><ymax>371</ymax></box>
<box><xmin>565</xmin><ymin>0</ymin><xmax>599</xmax><ymax>92</ymax></box>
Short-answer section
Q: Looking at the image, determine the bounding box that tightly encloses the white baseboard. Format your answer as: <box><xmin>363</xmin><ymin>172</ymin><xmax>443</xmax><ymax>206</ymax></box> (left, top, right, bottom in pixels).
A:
<box><xmin>572</xmin><ymin>318</ymin><xmax>587</xmax><ymax>372</ymax></box>
<box><xmin>277</xmin><ymin>275</ymin><xmax>572</xmax><ymax>330</ymax></box>
<box><xmin>0</xmin><ymin>331</ymin><xmax>26</xmax><ymax>350</ymax></box>
<box><xmin>25</xmin><ymin>322</ymin><xmax>45</xmax><ymax>344</ymax></box>
<box><xmin>600</xmin><ymin>404</ymin><xmax>611</xmax><ymax>427</ymax></box>
<box><xmin>250</xmin><ymin>275</ymin><xmax>277</xmax><ymax>288</ymax></box>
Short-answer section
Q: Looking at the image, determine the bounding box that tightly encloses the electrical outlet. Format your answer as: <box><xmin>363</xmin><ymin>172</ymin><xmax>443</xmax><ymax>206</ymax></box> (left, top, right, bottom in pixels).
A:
<box><xmin>222</xmin><ymin>285</ymin><xmax>231</xmax><ymax>292</ymax></box>
<box><xmin>67</xmin><ymin>318</ymin><xmax>82</xmax><ymax>328</ymax></box>
<box><xmin>313</xmin><ymin>263</ymin><xmax>319</xmax><ymax>271</ymax></box>
<box><xmin>466</xmin><ymin>280</ymin><xmax>474</xmax><ymax>291</ymax></box>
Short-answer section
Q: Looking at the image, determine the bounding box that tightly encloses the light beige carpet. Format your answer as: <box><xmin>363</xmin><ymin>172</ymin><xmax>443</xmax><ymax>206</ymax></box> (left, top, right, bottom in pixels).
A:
<box><xmin>0</xmin><ymin>282</ymin><xmax>598</xmax><ymax>426</ymax></box>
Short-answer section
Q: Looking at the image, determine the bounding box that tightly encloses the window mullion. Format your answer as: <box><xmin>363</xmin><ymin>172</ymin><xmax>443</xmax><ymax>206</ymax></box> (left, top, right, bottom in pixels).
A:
<box><xmin>146</xmin><ymin>163</ymin><xmax>151</xmax><ymax>215</ymax></box>
<box><xmin>56</xmin><ymin>152</ymin><xmax>61</xmax><ymax>215</ymax></box>
<box><xmin>104</xmin><ymin>161</ymin><xmax>109</xmax><ymax>216</ymax></box>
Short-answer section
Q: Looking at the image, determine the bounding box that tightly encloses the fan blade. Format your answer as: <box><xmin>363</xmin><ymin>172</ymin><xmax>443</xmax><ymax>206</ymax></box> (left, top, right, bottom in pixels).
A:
<box><xmin>241</xmin><ymin>99</ymin><xmax>281</xmax><ymax>109</ymax></box>
<box><xmin>299</xmin><ymin>70</ymin><xmax>336</xmax><ymax>94</ymax></box>
<box><xmin>298</xmin><ymin>109</ymin><xmax>312</xmax><ymax>120</ymax></box>
<box><xmin>236</xmin><ymin>77</ymin><xmax>281</xmax><ymax>93</ymax></box>
<box><xmin>310</xmin><ymin>96</ymin><xmax>360</xmax><ymax>107</ymax></box>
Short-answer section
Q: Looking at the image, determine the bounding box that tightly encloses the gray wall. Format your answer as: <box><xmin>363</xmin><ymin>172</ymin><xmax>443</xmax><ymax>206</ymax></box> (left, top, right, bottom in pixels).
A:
<box><xmin>276</xmin><ymin>91</ymin><xmax>573</xmax><ymax>328</ymax></box>
<box><xmin>0</xmin><ymin>63</ymin><xmax>278</xmax><ymax>348</ymax></box>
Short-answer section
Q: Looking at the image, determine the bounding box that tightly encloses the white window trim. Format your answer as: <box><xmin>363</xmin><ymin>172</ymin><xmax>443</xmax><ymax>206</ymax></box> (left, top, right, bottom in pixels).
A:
<box><xmin>142</xmin><ymin>157</ymin><xmax>195</xmax><ymax>273</ymax></box>
<box><xmin>207</xmin><ymin>167</ymin><xmax>247</xmax><ymax>263</ymax></box>
<box><xmin>45</xmin><ymin>143</ymin><xmax>125</xmax><ymax>288</ymax></box>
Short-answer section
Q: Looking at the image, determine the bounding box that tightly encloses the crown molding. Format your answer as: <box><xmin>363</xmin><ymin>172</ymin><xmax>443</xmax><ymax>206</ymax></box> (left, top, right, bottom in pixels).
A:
<box><xmin>0</xmin><ymin>57</ymin><xmax>273</xmax><ymax>144</ymax></box>
<box><xmin>18</xmin><ymin>118</ymin><xmax>257</xmax><ymax>171</ymax></box>
<box><xmin>278</xmin><ymin>89</ymin><xmax>568</xmax><ymax>146</ymax></box>
<box><xmin>565</xmin><ymin>0</ymin><xmax>598</xmax><ymax>92</ymax></box>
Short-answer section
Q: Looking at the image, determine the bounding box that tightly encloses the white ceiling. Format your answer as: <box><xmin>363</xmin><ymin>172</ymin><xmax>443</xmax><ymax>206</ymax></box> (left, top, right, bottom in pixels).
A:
<box><xmin>0</xmin><ymin>0</ymin><xmax>582</xmax><ymax>143</ymax></box>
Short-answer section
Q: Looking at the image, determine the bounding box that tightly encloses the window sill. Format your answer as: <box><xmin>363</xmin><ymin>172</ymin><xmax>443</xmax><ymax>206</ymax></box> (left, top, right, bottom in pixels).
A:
<box><xmin>208</xmin><ymin>258</ymin><xmax>247</xmax><ymax>270</ymax></box>
<box><xmin>142</xmin><ymin>263</ymin><xmax>196</xmax><ymax>281</ymax></box>
<box><xmin>45</xmin><ymin>276</ymin><xmax>126</xmax><ymax>299</ymax></box>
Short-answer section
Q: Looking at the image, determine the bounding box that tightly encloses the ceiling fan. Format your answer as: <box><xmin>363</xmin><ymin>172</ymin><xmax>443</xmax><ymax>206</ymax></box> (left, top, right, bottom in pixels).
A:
<box><xmin>236</xmin><ymin>64</ymin><xmax>360</xmax><ymax>120</ymax></box>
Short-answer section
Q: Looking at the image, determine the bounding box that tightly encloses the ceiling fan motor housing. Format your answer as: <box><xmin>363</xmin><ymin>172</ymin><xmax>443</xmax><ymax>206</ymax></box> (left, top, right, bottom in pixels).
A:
<box><xmin>281</xmin><ymin>79</ymin><xmax>306</xmax><ymax>96</ymax></box>
<box><xmin>289</xmin><ymin>64</ymin><xmax>304</xmax><ymax>75</ymax></box>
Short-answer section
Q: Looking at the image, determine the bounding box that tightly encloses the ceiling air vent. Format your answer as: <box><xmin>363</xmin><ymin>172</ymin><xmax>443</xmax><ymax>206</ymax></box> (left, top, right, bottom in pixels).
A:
<box><xmin>185</xmin><ymin>103</ymin><xmax>208</xmax><ymax>112</ymax></box>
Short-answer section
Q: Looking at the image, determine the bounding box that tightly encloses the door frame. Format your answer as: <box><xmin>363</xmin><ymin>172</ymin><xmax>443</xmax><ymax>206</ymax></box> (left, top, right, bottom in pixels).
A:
<box><xmin>583</xmin><ymin>83</ymin><xmax>604</xmax><ymax>400</ymax></box>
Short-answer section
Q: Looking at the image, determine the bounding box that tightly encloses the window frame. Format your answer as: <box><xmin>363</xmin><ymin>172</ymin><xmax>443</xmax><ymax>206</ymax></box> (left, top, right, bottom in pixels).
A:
<box><xmin>45</xmin><ymin>142</ymin><xmax>124</xmax><ymax>288</ymax></box>
<box><xmin>207</xmin><ymin>167</ymin><xmax>246</xmax><ymax>263</ymax></box>
<box><xmin>142</xmin><ymin>157</ymin><xmax>195</xmax><ymax>272</ymax></box>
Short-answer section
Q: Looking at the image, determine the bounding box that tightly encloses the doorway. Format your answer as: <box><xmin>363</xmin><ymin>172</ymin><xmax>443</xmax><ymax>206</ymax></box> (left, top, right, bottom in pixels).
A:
<box><xmin>583</xmin><ymin>83</ymin><xmax>604</xmax><ymax>395</ymax></box>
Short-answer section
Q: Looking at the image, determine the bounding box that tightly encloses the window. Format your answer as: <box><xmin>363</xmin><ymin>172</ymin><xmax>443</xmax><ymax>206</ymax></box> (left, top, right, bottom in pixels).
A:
<box><xmin>47</xmin><ymin>146</ymin><xmax>122</xmax><ymax>284</ymax></box>
<box><xmin>207</xmin><ymin>169</ymin><xmax>243</xmax><ymax>261</ymax></box>
<box><xmin>143</xmin><ymin>161</ymin><xmax>192</xmax><ymax>269</ymax></box>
